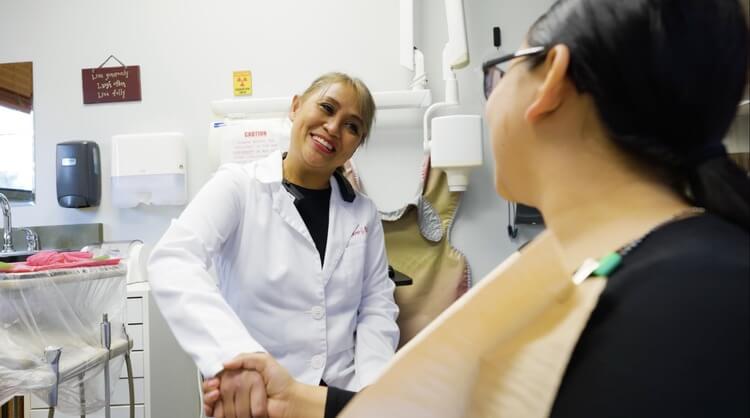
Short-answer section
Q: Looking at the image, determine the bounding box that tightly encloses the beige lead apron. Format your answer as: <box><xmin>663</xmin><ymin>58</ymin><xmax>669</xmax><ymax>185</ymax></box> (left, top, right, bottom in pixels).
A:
<box><xmin>345</xmin><ymin>159</ymin><xmax>471</xmax><ymax>347</ymax></box>
<box><xmin>338</xmin><ymin>231</ymin><xmax>607</xmax><ymax>418</ymax></box>
<box><xmin>383</xmin><ymin>167</ymin><xmax>471</xmax><ymax>346</ymax></box>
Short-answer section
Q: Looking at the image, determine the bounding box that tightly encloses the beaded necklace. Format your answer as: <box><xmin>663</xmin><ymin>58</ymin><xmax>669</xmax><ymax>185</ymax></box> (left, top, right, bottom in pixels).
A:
<box><xmin>572</xmin><ymin>207</ymin><xmax>705</xmax><ymax>284</ymax></box>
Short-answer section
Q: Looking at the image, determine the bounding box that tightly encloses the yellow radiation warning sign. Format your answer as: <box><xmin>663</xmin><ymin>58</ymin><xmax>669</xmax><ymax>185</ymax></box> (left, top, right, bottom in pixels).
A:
<box><xmin>233</xmin><ymin>71</ymin><xmax>252</xmax><ymax>96</ymax></box>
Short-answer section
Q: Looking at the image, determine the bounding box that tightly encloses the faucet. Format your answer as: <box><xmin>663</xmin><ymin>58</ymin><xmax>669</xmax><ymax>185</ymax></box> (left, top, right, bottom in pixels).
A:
<box><xmin>0</xmin><ymin>192</ymin><xmax>12</xmax><ymax>253</ymax></box>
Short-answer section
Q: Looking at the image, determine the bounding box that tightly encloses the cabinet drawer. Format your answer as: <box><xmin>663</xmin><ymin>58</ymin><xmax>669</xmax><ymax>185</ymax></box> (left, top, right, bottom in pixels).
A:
<box><xmin>29</xmin><ymin>404</ymin><xmax>144</xmax><ymax>418</ymax></box>
<box><xmin>125</xmin><ymin>324</ymin><xmax>144</xmax><ymax>351</ymax></box>
<box><xmin>126</xmin><ymin>297</ymin><xmax>143</xmax><ymax>324</ymax></box>
<box><xmin>119</xmin><ymin>351</ymin><xmax>144</xmax><ymax>378</ymax></box>
<box><xmin>112</xmin><ymin>377</ymin><xmax>144</xmax><ymax>405</ymax></box>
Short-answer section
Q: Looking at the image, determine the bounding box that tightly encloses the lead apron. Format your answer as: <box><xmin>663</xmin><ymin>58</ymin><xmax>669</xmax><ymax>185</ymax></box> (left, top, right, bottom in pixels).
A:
<box><xmin>338</xmin><ymin>231</ymin><xmax>607</xmax><ymax>418</ymax></box>
<box><xmin>345</xmin><ymin>159</ymin><xmax>470</xmax><ymax>346</ymax></box>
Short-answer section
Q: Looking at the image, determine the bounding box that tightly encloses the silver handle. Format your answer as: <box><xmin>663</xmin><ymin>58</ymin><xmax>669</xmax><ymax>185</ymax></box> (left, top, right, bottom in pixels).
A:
<box><xmin>101</xmin><ymin>314</ymin><xmax>111</xmax><ymax>418</ymax></box>
<box><xmin>0</xmin><ymin>192</ymin><xmax>13</xmax><ymax>253</ymax></box>
<box><xmin>44</xmin><ymin>346</ymin><xmax>62</xmax><ymax>408</ymax></box>
<box><xmin>20</xmin><ymin>227</ymin><xmax>40</xmax><ymax>251</ymax></box>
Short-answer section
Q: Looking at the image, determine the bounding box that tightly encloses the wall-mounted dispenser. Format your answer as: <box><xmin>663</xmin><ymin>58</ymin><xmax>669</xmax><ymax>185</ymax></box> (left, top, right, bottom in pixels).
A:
<box><xmin>430</xmin><ymin>115</ymin><xmax>483</xmax><ymax>191</ymax></box>
<box><xmin>56</xmin><ymin>141</ymin><xmax>101</xmax><ymax>208</ymax></box>
<box><xmin>111</xmin><ymin>132</ymin><xmax>187</xmax><ymax>208</ymax></box>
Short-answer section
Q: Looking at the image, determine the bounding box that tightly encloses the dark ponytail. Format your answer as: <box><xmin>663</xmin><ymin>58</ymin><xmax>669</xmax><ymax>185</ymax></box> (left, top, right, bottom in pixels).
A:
<box><xmin>526</xmin><ymin>0</ymin><xmax>750</xmax><ymax>230</ymax></box>
<box><xmin>688</xmin><ymin>157</ymin><xmax>750</xmax><ymax>229</ymax></box>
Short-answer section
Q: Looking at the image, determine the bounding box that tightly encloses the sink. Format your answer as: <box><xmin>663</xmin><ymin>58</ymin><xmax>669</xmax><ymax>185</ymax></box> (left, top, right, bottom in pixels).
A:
<box><xmin>0</xmin><ymin>250</ymin><xmax>37</xmax><ymax>263</ymax></box>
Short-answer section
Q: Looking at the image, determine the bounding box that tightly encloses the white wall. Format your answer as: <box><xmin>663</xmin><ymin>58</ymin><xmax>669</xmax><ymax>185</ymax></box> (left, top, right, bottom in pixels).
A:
<box><xmin>1</xmin><ymin>0</ymin><xmax>552</xmax><ymax>282</ymax></box>
<box><xmin>2</xmin><ymin>0</ymin><xmax>408</xmax><ymax>242</ymax></box>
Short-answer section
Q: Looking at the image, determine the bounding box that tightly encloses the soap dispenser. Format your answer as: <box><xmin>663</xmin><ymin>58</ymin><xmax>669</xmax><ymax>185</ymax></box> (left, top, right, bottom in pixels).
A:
<box><xmin>56</xmin><ymin>141</ymin><xmax>101</xmax><ymax>208</ymax></box>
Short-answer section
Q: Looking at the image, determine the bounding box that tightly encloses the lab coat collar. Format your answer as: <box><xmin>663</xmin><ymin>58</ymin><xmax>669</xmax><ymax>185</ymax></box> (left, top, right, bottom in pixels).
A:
<box><xmin>257</xmin><ymin>150</ymin><xmax>356</xmax><ymax>202</ymax></box>
<box><xmin>255</xmin><ymin>150</ymin><xmax>285</xmax><ymax>184</ymax></box>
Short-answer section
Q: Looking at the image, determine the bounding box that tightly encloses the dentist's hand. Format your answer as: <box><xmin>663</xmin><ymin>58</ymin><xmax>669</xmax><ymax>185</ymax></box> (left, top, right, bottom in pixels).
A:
<box><xmin>203</xmin><ymin>368</ymin><xmax>268</xmax><ymax>418</ymax></box>
<box><xmin>223</xmin><ymin>353</ymin><xmax>326</xmax><ymax>418</ymax></box>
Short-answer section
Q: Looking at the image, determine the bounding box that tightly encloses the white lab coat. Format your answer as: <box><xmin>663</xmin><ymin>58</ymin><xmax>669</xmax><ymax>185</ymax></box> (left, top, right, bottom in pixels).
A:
<box><xmin>147</xmin><ymin>151</ymin><xmax>399</xmax><ymax>390</ymax></box>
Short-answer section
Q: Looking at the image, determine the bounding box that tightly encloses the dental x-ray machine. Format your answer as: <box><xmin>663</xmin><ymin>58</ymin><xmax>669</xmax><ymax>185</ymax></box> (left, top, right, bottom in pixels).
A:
<box><xmin>423</xmin><ymin>0</ymin><xmax>483</xmax><ymax>192</ymax></box>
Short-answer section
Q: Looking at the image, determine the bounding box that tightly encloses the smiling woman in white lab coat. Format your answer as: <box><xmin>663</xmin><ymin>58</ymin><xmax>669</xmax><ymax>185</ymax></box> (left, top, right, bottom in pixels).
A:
<box><xmin>147</xmin><ymin>72</ymin><xmax>399</xmax><ymax>418</ymax></box>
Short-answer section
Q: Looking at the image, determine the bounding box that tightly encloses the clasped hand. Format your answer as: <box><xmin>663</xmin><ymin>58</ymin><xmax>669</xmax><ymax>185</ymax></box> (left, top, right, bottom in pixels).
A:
<box><xmin>202</xmin><ymin>353</ymin><xmax>295</xmax><ymax>418</ymax></box>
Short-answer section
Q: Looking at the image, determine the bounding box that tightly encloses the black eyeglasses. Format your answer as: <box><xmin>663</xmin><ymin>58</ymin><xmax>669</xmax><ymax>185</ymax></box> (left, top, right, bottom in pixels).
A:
<box><xmin>482</xmin><ymin>46</ymin><xmax>547</xmax><ymax>99</ymax></box>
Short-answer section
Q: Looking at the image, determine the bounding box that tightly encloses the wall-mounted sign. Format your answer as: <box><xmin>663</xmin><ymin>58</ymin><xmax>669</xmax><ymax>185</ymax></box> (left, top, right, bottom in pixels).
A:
<box><xmin>233</xmin><ymin>70</ymin><xmax>252</xmax><ymax>96</ymax></box>
<box><xmin>81</xmin><ymin>55</ymin><xmax>142</xmax><ymax>104</ymax></box>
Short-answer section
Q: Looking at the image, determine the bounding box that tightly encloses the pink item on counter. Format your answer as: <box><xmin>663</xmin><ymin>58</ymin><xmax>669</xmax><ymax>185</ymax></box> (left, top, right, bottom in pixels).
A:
<box><xmin>1</xmin><ymin>251</ymin><xmax>120</xmax><ymax>273</ymax></box>
<box><xmin>25</xmin><ymin>250</ymin><xmax>93</xmax><ymax>266</ymax></box>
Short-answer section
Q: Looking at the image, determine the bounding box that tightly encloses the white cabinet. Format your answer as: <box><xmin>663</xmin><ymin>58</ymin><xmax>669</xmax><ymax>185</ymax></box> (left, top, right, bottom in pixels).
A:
<box><xmin>26</xmin><ymin>283</ymin><xmax>199</xmax><ymax>418</ymax></box>
<box><xmin>122</xmin><ymin>282</ymin><xmax>201</xmax><ymax>418</ymax></box>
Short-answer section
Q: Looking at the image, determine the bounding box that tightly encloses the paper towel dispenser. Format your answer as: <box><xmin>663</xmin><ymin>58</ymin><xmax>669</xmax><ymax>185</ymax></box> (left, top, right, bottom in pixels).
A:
<box><xmin>111</xmin><ymin>132</ymin><xmax>187</xmax><ymax>208</ymax></box>
<box><xmin>56</xmin><ymin>141</ymin><xmax>101</xmax><ymax>208</ymax></box>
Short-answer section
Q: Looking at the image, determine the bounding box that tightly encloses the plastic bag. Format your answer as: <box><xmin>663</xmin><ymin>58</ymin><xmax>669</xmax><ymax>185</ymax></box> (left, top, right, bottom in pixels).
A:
<box><xmin>0</xmin><ymin>264</ymin><xmax>127</xmax><ymax>414</ymax></box>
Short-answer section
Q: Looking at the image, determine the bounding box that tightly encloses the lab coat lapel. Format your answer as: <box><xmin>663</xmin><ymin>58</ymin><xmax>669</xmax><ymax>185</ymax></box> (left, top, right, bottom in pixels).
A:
<box><xmin>271</xmin><ymin>184</ymin><xmax>315</xmax><ymax>246</ymax></box>
<box><xmin>322</xmin><ymin>179</ymin><xmax>359</xmax><ymax>285</ymax></box>
<box><xmin>260</xmin><ymin>153</ymin><xmax>313</xmax><ymax>246</ymax></box>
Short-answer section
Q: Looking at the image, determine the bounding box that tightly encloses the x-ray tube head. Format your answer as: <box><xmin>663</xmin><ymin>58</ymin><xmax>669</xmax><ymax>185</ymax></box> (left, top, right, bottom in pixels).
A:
<box><xmin>443</xmin><ymin>0</ymin><xmax>469</xmax><ymax>70</ymax></box>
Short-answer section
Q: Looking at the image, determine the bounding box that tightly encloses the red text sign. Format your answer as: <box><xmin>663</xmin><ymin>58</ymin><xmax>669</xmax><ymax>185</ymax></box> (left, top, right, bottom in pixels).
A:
<box><xmin>81</xmin><ymin>65</ymin><xmax>142</xmax><ymax>104</ymax></box>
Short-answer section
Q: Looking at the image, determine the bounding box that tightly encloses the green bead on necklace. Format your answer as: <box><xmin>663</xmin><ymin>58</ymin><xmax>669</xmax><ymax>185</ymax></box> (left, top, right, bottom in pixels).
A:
<box><xmin>592</xmin><ymin>252</ymin><xmax>623</xmax><ymax>277</ymax></box>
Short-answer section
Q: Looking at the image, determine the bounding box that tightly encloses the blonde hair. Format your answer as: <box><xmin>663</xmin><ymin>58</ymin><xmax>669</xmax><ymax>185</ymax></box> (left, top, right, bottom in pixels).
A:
<box><xmin>300</xmin><ymin>72</ymin><xmax>376</xmax><ymax>144</ymax></box>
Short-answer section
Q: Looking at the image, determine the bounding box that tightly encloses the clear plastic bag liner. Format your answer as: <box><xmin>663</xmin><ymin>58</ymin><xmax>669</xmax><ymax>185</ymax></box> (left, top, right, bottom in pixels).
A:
<box><xmin>0</xmin><ymin>264</ymin><xmax>127</xmax><ymax>414</ymax></box>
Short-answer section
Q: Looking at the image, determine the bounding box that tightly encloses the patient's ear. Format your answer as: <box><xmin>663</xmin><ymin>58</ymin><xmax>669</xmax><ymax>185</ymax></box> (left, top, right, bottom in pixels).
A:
<box><xmin>525</xmin><ymin>44</ymin><xmax>571</xmax><ymax>123</ymax></box>
<box><xmin>289</xmin><ymin>95</ymin><xmax>301</xmax><ymax>121</ymax></box>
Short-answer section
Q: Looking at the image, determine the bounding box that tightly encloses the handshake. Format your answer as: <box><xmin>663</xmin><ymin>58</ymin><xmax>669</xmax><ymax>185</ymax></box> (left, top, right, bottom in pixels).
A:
<box><xmin>202</xmin><ymin>353</ymin><xmax>327</xmax><ymax>418</ymax></box>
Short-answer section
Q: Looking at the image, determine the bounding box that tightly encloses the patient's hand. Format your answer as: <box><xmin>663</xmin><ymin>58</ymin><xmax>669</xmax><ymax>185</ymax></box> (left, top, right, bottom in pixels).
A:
<box><xmin>202</xmin><ymin>377</ymin><xmax>221</xmax><ymax>416</ymax></box>
<box><xmin>220</xmin><ymin>353</ymin><xmax>291</xmax><ymax>417</ymax></box>
<box><xmin>203</xmin><ymin>368</ymin><xmax>268</xmax><ymax>418</ymax></box>
<box><xmin>224</xmin><ymin>353</ymin><xmax>326</xmax><ymax>418</ymax></box>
